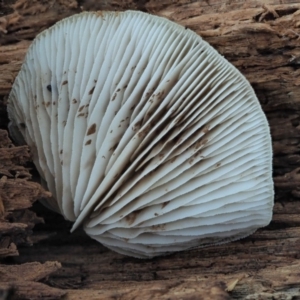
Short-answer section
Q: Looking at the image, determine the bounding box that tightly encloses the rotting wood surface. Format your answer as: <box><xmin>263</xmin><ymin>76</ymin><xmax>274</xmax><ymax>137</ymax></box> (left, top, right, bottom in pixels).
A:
<box><xmin>1</xmin><ymin>0</ymin><xmax>300</xmax><ymax>299</ymax></box>
<box><xmin>0</xmin><ymin>129</ymin><xmax>66</xmax><ymax>299</ymax></box>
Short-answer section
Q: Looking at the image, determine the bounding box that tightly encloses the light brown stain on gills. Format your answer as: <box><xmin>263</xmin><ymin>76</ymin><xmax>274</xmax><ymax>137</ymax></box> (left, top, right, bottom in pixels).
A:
<box><xmin>125</xmin><ymin>210</ymin><xmax>143</xmax><ymax>225</ymax></box>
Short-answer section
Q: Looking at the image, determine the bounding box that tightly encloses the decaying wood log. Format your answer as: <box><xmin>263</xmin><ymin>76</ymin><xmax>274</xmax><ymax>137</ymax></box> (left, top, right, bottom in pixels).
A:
<box><xmin>0</xmin><ymin>262</ymin><xmax>66</xmax><ymax>300</ymax></box>
<box><xmin>0</xmin><ymin>129</ymin><xmax>65</xmax><ymax>299</ymax></box>
<box><xmin>0</xmin><ymin>129</ymin><xmax>50</xmax><ymax>258</ymax></box>
<box><xmin>1</xmin><ymin>0</ymin><xmax>300</xmax><ymax>299</ymax></box>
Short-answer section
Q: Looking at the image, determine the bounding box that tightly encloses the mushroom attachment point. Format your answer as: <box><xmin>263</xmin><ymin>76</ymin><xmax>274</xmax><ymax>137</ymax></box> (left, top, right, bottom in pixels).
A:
<box><xmin>7</xmin><ymin>11</ymin><xmax>274</xmax><ymax>258</ymax></box>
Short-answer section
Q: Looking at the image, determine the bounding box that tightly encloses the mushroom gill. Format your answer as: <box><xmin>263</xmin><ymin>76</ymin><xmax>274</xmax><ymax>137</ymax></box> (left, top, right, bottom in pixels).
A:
<box><xmin>7</xmin><ymin>11</ymin><xmax>274</xmax><ymax>258</ymax></box>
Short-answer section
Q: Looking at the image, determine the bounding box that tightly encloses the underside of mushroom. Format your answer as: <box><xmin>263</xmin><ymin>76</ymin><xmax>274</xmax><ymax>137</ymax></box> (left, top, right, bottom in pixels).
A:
<box><xmin>7</xmin><ymin>11</ymin><xmax>274</xmax><ymax>258</ymax></box>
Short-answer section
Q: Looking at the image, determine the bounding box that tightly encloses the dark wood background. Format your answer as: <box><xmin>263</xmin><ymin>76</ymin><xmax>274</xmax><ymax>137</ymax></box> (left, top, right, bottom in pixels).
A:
<box><xmin>1</xmin><ymin>1</ymin><xmax>300</xmax><ymax>299</ymax></box>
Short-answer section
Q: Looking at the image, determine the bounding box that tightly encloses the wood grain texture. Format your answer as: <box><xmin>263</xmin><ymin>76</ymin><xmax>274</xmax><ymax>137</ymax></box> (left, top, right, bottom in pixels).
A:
<box><xmin>0</xmin><ymin>129</ymin><xmax>49</xmax><ymax>258</ymax></box>
<box><xmin>0</xmin><ymin>262</ymin><xmax>66</xmax><ymax>300</ymax></box>
<box><xmin>0</xmin><ymin>129</ymin><xmax>65</xmax><ymax>299</ymax></box>
<box><xmin>1</xmin><ymin>0</ymin><xmax>300</xmax><ymax>299</ymax></box>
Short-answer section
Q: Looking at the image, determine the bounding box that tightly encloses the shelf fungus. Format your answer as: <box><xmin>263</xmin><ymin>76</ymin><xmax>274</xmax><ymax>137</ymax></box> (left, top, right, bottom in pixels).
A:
<box><xmin>7</xmin><ymin>11</ymin><xmax>274</xmax><ymax>258</ymax></box>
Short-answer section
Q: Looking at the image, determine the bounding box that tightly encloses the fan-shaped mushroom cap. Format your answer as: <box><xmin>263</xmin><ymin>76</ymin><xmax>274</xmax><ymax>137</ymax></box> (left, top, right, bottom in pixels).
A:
<box><xmin>7</xmin><ymin>11</ymin><xmax>274</xmax><ymax>258</ymax></box>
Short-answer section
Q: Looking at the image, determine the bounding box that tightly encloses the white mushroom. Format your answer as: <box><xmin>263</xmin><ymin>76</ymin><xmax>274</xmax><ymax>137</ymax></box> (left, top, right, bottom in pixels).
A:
<box><xmin>7</xmin><ymin>11</ymin><xmax>274</xmax><ymax>258</ymax></box>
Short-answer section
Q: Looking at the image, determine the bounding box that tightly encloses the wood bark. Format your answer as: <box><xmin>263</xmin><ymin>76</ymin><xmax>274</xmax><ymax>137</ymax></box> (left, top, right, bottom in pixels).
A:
<box><xmin>0</xmin><ymin>129</ymin><xmax>66</xmax><ymax>299</ymax></box>
<box><xmin>1</xmin><ymin>0</ymin><xmax>300</xmax><ymax>299</ymax></box>
<box><xmin>0</xmin><ymin>129</ymin><xmax>48</xmax><ymax>256</ymax></box>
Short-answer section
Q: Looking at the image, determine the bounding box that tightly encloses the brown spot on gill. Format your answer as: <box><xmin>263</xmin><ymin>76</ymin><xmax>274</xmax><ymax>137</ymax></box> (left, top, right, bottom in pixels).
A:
<box><xmin>137</xmin><ymin>123</ymin><xmax>153</xmax><ymax>138</ymax></box>
<box><xmin>19</xmin><ymin>123</ymin><xmax>26</xmax><ymax>129</ymax></box>
<box><xmin>195</xmin><ymin>139</ymin><xmax>208</xmax><ymax>150</ymax></box>
<box><xmin>62</xmin><ymin>80</ymin><xmax>68</xmax><ymax>85</ymax></box>
<box><xmin>78</xmin><ymin>105</ymin><xmax>85</xmax><ymax>112</ymax></box>
<box><xmin>170</xmin><ymin>157</ymin><xmax>176</xmax><ymax>163</ymax></box>
<box><xmin>151</xmin><ymin>224</ymin><xmax>166</xmax><ymax>231</ymax></box>
<box><xmin>53</xmin><ymin>101</ymin><xmax>56</xmax><ymax>105</ymax></box>
<box><xmin>112</xmin><ymin>93</ymin><xmax>117</xmax><ymax>101</ymax></box>
<box><xmin>72</xmin><ymin>99</ymin><xmax>77</xmax><ymax>104</ymax></box>
<box><xmin>77</xmin><ymin>113</ymin><xmax>85</xmax><ymax>117</ymax></box>
<box><xmin>60</xmin><ymin>149</ymin><xmax>63</xmax><ymax>154</ymax></box>
<box><xmin>216</xmin><ymin>162</ymin><xmax>221</xmax><ymax>167</ymax></box>
<box><xmin>89</xmin><ymin>86</ymin><xmax>95</xmax><ymax>95</ymax></box>
<box><xmin>85</xmin><ymin>139</ymin><xmax>92</xmax><ymax>145</ymax></box>
<box><xmin>125</xmin><ymin>210</ymin><xmax>142</xmax><ymax>226</ymax></box>
<box><xmin>109</xmin><ymin>141</ymin><xmax>119</xmax><ymax>152</ymax></box>
<box><xmin>132</xmin><ymin>121</ymin><xmax>141</xmax><ymax>131</ymax></box>
<box><xmin>87</xmin><ymin>123</ymin><xmax>96</xmax><ymax>135</ymax></box>
<box><xmin>156</xmin><ymin>91</ymin><xmax>165</xmax><ymax>99</ymax></box>
<box><xmin>45</xmin><ymin>102</ymin><xmax>51</xmax><ymax>107</ymax></box>
<box><xmin>203</xmin><ymin>124</ymin><xmax>210</xmax><ymax>133</ymax></box>
<box><xmin>137</xmin><ymin>131</ymin><xmax>146</xmax><ymax>138</ymax></box>
<box><xmin>162</xmin><ymin>201</ymin><xmax>170</xmax><ymax>209</ymax></box>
